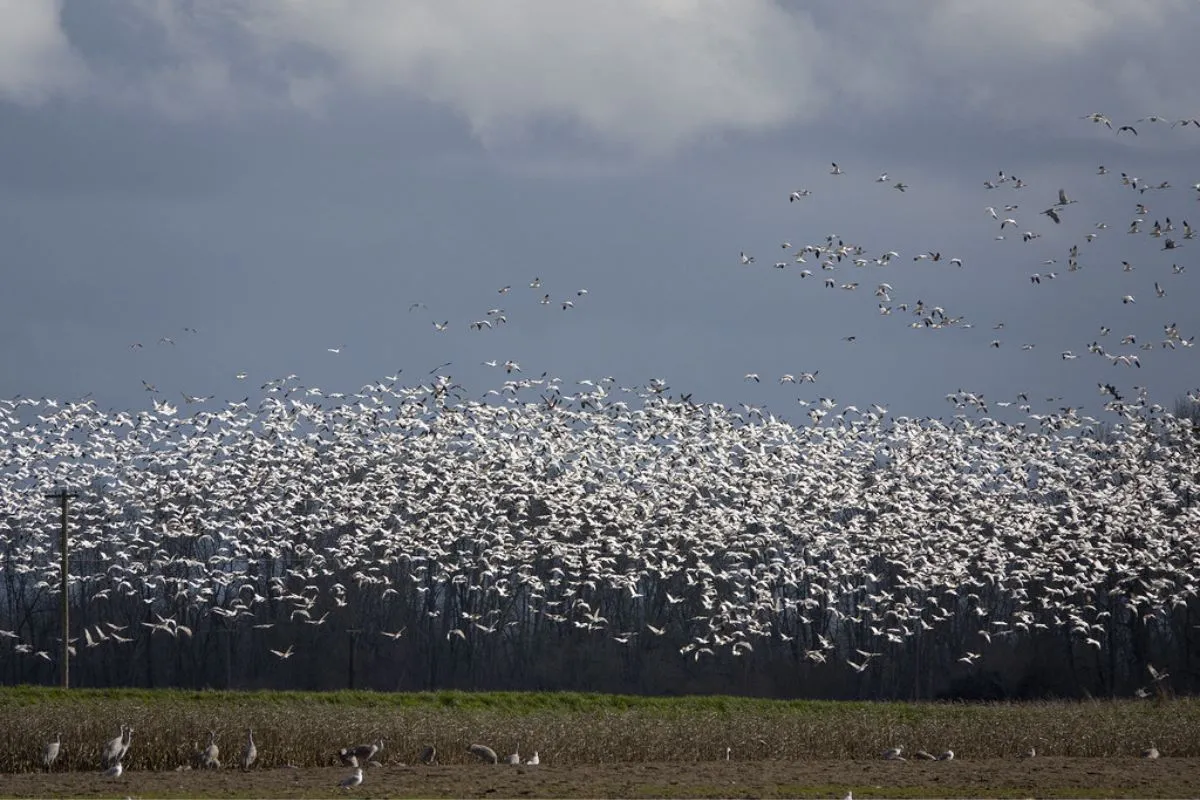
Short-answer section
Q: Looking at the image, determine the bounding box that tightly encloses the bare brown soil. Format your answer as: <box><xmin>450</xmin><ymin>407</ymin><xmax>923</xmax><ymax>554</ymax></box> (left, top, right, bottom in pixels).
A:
<box><xmin>5</xmin><ymin>758</ymin><xmax>1200</xmax><ymax>799</ymax></box>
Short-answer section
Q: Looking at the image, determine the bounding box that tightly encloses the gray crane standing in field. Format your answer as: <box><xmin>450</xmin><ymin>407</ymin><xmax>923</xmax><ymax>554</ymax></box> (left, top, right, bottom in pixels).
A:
<box><xmin>42</xmin><ymin>732</ymin><xmax>61</xmax><ymax>771</ymax></box>
<box><xmin>241</xmin><ymin>728</ymin><xmax>257</xmax><ymax>770</ymax></box>
<box><xmin>468</xmin><ymin>743</ymin><xmax>499</xmax><ymax>764</ymax></box>
<box><xmin>101</xmin><ymin>725</ymin><xmax>128</xmax><ymax>769</ymax></box>
<box><xmin>119</xmin><ymin>726</ymin><xmax>134</xmax><ymax>764</ymax></box>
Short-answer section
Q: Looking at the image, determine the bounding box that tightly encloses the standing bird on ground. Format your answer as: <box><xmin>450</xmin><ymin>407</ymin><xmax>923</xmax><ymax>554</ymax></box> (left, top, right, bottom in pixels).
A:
<box><xmin>346</xmin><ymin>738</ymin><xmax>383</xmax><ymax>765</ymax></box>
<box><xmin>468</xmin><ymin>743</ymin><xmax>499</xmax><ymax>764</ymax></box>
<box><xmin>506</xmin><ymin>746</ymin><xmax>521</xmax><ymax>765</ymax></box>
<box><xmin>101</xmin><ymin>725</ymin><xmax>126</xmax><ymax>769</ymax></box>
<box><xmin>42</xmin><ymin>732</ymin><xmax>61</xmax><ymax>771</ymax></box>
<box><xmin>418</xmin><ymin>745</ymin><xmax>437</xmax><ymax>765</ymax></box>
<box><xmin>339</xmin><ymin>766</ymin><xmax>363</xmax><ymax>789</ymax></box>
<box><xmin>119</xmin><ymin>726</ymin><xmax>134</xmax><ymax>765</ymax></box>
<box><xmin>200</xmin><ymin>730</ymin><xmax>219</xmax><ymax>769</ymax></box>
<box><xmin>241</xmin><ymin>728</ymin><xmax>257</xmax><ymax>770</ymax></box>
<box><xmin>526</xmin><ymin>751</ymin><xmax>540</xmax><ymax>766</ymax></box>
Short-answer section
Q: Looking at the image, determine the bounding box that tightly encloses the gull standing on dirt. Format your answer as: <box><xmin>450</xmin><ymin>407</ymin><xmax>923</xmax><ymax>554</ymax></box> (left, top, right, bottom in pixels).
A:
<box><xmin>339</xmin><ymin>766</ymin><xmax>363</xmax><ymax>789</ymax></box>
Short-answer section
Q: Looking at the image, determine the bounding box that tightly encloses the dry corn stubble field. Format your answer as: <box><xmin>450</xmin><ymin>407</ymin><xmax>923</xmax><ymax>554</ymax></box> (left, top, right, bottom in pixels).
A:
<box><xmin>7</xmin><ymin>758</ymin><xmax>1200</xmax><ymax>799</ymax></box>
<box><xmin>5</xmin><ymin>689</ymin><xmax>1200</xmax><ymax>798</ymax></box>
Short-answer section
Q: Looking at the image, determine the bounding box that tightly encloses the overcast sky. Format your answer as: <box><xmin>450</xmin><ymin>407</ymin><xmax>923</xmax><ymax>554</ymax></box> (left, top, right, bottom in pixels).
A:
<box><xmin>2</xmin><ymin>0</ymin><xmax>1199</xmax><ymax>422</ymax></box>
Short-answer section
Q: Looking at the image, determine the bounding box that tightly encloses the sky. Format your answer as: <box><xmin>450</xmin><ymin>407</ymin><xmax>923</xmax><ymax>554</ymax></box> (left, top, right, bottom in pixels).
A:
<box><xmin>2</xmin><ymin>0</ymin><xmax>1199</xmax><ymax>423</ymax></box>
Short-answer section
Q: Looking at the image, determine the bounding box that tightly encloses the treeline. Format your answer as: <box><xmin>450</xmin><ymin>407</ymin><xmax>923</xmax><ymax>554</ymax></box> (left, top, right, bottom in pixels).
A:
<box><xmin>1</xmin><ymin>552</ymin><xmax>1194</xmax><ymax>700</ymax></box>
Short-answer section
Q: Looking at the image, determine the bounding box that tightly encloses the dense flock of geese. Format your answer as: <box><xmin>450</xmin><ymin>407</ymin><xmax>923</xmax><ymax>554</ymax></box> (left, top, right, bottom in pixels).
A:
<box><xmin>2</xmin><ymin>113</ymin><xmax>1199</xmax><ymax>697</ymax></box>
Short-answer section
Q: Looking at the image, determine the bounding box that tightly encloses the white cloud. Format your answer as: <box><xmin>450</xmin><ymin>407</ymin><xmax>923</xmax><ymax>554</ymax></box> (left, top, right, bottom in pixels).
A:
<box><xmin>223</xmin><ymin>0</ymin><xmax>828</xmax><ymax>153</ymax></box>
<box><xmin>4</xmin><ymin>1</ymin><xmax>1197</xmax><ymax>154</ymax></box>
<box><xmin>0</xmin><ymin>0</ymin><xmax>86</xmax><ymax>102</ymax></box>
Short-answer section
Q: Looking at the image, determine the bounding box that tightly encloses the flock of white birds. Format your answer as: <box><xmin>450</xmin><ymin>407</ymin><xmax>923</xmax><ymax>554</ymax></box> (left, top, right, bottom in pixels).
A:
<box><xmin>2</xmin><ymin>113</ymin><xmax>1199</xmax><ymax>691</ymax></box>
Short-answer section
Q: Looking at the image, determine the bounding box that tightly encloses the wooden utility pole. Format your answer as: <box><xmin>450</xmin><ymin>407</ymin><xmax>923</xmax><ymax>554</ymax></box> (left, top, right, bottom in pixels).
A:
<box><xmin>347</xmin><ymin>629</ymin><xmax>362</xmax><ymax>689</ymax></box>
<box><xmin>45</xmin><ymin>489</ymin><xmax>77</xmax><ymax>688</ymax></box>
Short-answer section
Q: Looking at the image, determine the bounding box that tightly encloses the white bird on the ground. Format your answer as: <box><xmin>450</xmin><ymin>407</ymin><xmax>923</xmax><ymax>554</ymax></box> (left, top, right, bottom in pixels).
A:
<box><xmin>339</xmin><ymin>766</ymin><xmax>364</xmax><ymax>789</ymax></box>
<box><xmin>526</xmin><ymin>751</ymin><xmax>540</xmax><ymax>766</ymax></box>
<box><xmin>104</xmin><ymin>762</ymin><xmax>123</xmax><ymax>778</ymax></box>
<box><xmin>883</xmin><ymin>746</ymin><xmax>904</xmax><ymax>761</ymax></box>
<box><xmin>938</xmin><ymin>749</ymin><xmax>955</xmax><ymax>761</ymax></box>
<box><xmin>200</xmin><ymin>730</ymin><xmax>219</xmax><ymax>769</ymax></box>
